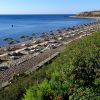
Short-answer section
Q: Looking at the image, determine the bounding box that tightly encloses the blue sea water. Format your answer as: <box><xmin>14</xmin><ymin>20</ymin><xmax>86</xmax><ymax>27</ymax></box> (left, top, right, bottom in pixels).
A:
<box><xmin>0</xmin><ymin>14</ymin><xmax>95</xmax><ymax>46</ymax></box>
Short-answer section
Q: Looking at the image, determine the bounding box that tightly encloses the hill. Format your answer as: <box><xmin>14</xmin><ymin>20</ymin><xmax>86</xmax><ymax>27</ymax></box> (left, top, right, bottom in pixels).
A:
<box><xmin>77</xmin><ymin>10</ymin><xmax>100</xmax><ymax>17</ymax></box>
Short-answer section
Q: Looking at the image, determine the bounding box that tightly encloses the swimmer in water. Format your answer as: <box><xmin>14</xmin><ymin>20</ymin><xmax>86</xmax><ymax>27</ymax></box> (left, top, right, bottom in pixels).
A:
<box><xmin>11</xmin><ymin>25</ymin><xmax>13</xmax><ymax>27</ymax></box>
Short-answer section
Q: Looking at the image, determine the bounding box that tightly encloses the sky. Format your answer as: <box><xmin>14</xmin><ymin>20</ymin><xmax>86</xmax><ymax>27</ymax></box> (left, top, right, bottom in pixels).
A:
<box><xmin>0</xmin><ymin>0</ymin><xmax>99</xmax><ymax>14</ymax></box>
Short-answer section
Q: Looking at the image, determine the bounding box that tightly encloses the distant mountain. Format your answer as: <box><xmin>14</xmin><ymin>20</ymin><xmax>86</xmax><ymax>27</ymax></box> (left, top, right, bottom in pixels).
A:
<box><xmin>77</xmin><ymin>10</ymin><xmax>100</xmax><ymax>17</ymax></box>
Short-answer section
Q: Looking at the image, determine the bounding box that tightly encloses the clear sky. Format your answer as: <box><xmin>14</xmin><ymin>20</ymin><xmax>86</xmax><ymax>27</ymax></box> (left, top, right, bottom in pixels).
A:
<box><xmin>0</xmin><ymin>0</ymin><xmax>99</xmax><ymax>14</ymax></box>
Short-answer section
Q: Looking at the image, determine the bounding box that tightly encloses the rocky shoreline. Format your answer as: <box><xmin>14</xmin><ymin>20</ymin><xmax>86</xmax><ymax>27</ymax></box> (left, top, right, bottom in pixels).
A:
<box><xmin>0</xmin><ymin>21</ymin><xmax>100</xmax><ymax>88</ymax></box>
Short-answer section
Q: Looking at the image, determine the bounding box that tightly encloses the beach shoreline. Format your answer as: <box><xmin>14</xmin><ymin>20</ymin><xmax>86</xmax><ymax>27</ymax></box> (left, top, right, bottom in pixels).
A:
<box><xmin>0</xmin><ymin>21</ymin><xmax>100</xmax><ymax>88</ymax></box>
<box><xmin>69</xmin><ymin>15</ymin><xmax>100</xmax><ymax>19</ymax></box>
<box><xmin>0</xmin><ymin>14</ymin><xmax>96</xmax><ymax>46</ymax></box>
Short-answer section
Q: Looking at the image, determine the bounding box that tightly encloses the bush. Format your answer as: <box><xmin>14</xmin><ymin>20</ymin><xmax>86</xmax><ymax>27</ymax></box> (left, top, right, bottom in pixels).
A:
<box><xmin>23</xmin><ymin>31</ymin><xmax>100</xmax><ymax>100</ymax></box>
<box><xmin>1</xmin><ymin>31</ymin><xmax>100</xmax><ymax>100</ymax></box>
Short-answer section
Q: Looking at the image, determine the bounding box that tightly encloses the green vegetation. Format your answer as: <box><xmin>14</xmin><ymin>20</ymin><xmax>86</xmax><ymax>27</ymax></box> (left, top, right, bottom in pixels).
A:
<box><xmin>0</xmin><ymin>31</ymin><xmax>100</xmax><ymax>100</ymax></box>
<box><xmin>23</xmin><ymin>31</ymin><xmax>100</xmax><ymax>100</ymax></box>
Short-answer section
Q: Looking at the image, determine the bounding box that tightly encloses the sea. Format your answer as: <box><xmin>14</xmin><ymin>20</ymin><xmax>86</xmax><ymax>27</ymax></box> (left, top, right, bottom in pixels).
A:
<box><xmin>0</xmin><ymin>14</ymin><xmax>96</xmax><ymax>46</ymax></box>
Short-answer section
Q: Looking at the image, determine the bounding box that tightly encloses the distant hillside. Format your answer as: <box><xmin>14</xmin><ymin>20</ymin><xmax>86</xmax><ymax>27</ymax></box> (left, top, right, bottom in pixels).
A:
<box><xmin>77</xmin><ymin>11</ymin><xmax>100</xmax><ymax>17</ymax></box>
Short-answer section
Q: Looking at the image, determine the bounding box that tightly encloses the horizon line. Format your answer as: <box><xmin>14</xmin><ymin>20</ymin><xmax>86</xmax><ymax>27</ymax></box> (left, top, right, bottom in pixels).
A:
<box><xmin>0</xmin><ymin>13</ymin><xmax>75</xmax><ymax>15</ymax></box>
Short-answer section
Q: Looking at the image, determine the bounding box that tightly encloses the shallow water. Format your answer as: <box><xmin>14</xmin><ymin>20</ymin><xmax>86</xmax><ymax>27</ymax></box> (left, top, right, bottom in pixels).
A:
<box><xmin>0</xmin><ymin>14</ymin><xmax>95</xmax><ymax>46</ymax></box>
